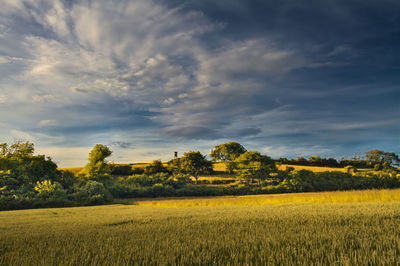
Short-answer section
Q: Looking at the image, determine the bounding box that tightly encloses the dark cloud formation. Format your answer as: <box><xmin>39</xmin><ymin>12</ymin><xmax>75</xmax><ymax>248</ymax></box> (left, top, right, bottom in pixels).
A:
<box><xmin>0</xmin><ymin>0</ymin><xmax>399</xmax><ymax>166</ymax></box>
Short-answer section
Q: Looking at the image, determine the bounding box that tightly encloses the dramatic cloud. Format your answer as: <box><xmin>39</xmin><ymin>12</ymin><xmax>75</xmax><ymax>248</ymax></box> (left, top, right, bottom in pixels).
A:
<box><xmin>0</xmin><ymin>0</ymin><xmax>399</xmax><ymax>166</ymax></box>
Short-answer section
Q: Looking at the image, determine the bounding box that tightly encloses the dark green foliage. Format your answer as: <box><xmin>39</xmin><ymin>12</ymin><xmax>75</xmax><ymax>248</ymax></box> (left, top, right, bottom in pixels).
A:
<box><xmin>276</xmin><ymin>150</ymin><xmax>400</xmax><ymax>168</ymax></box>
<box><xmin>72</xmin><ymin>181</ymin><xmax>112</xmax><ymax>205</ymax></box>
<box><xmin>167</xmin><ymin>158</ymin><xmax>181</xmax><ymax>174</ymax></box>
<box><xmin>59</xmin><ymin>170</ymin><xmax>77</xmax><ymax>190</ymax></box>
<box><xmin>132</xmin><ymin>167</ymin><xmax>145</xmax><ymax>175</ymax></box>
<box><xmin>144</xmin><ymin>160</ymin><xmax>169</xmax><ymax>175</ymax></box>
<box><xmin>279</xmin><ymin>170</ymin><xmax>400</xmax><ymax>192</ymax></box>
<box><xmin>110</xmin><ymin>164</ymin><xmax>133</xmax><ymax>176</ymax></box>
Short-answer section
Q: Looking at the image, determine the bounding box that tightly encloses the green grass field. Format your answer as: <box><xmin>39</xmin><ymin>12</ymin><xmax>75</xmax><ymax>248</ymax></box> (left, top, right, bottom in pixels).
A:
<box><xmin>1</xmin><ymin>189</ymin><xmax>400</xmax><ymax>265</ymax></box>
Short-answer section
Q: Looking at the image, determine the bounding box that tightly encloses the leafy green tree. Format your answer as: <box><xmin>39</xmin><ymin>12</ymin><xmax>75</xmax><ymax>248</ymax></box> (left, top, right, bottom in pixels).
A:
<box><xmin>210</xmin><ymin>142</ymin><xmax>246</xmax><ymax>174</ymax></box>
<box><xmin>180</xmin><ymin>151</ymin><xmax>212</xmax><ymax>184</ymax></box>
<box><xmin>0</xmin><ymin>141</ymin><xmax>60</xmax><ymax>186</ymax></box>
<box><xmin>144</xmin><ymin>160</ymin><xmax>168</xmax><ymax>175</ymax></box>
<box><xmin>84</xmin><ymin>144</ymin><xmax>112</xmax><ymax>178</ymax></box>
<box><xmin>235</xmin><ymin>151</ymin><xmax>276</xmax><ymax>185</ymax></box>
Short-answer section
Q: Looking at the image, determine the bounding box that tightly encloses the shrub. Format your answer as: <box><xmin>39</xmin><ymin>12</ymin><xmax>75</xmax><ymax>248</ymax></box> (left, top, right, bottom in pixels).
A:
<box><xmin>110</xmin><ymin>164</ymin><xmax>133</xmax><ymax>176</ymax></box>
<box><xmin>132</xmin><ymin>167</ymin><xmax>145</xmax><ymax>175</ymax></box>
<box><xmin>59</xmin><ymin>170</ymin><xmax>77</xmax><ymax>190</ymax></box>
<box><xmin>73</xmin><ymin>181</ymin><xmax>112</xmax><ymax>205</ymax></box>
<box><xmin>344</xmin><ymin>165</ymin><xmax>357</xmax><ymax>174</ymax></box>
<box><xmin>144</xmin><ymin>160</ymin><xmax>169</xmax><ymax>175</ymax></box>
<box><xmin>34</xmin><ymin>180</ymin><xmax>67</xmax><ymax>200</ymax></box>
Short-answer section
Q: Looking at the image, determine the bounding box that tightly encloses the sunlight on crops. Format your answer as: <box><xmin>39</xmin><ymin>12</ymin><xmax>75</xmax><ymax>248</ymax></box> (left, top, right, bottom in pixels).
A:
<box><xmin>135</xmin><ymin>189</ymin><xmax>400</xmax><ymax>207</ymax></box>
<box><xmin>59</xmin><ymin>162</ymin><xmax>353</xmax><ymax>175</ymax></box>
<box><xmin>1</xmin><ymin>199</ymin><xmax>400</xmax><ymax>264</ymax></box>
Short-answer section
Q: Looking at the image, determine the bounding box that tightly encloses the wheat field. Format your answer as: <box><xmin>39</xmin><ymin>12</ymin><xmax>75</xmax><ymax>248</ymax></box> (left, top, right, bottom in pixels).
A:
<box><xmin>1</xmin><ymin>189</ymin><xmax>400</xmax><ymax>265</ymax></box>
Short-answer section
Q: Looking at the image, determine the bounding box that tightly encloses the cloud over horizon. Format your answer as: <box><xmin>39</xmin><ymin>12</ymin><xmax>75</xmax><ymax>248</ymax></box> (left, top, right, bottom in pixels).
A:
<box><xmin>0</xmin><ymin>0</ymin><xmax>399</xmax><ymax>166</ymax></box>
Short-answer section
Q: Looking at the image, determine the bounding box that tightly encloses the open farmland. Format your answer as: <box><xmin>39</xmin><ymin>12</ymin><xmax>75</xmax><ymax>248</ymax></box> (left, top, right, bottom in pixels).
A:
<box><xmin>1</xmin><ymin>190</ymin><xmax>400</xmax><ymax>265</ymax></box>
<box><xmin>59</xmin><ymin>162</ymin><xmax>356</xmax><ymax>176</ymax></box>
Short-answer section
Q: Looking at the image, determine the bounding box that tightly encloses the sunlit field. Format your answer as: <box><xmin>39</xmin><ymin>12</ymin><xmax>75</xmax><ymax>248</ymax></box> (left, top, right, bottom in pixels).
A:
<box><xmin>60</xmin><ymin>162</ymin><xmax>356</xmax><ymax>176</ymax></box>
<box><xmin>1</xmin><ymin>189</ymin><xmax>400</xmax><ymax>265</ymax></box>
<box><xmin>130</xmin><ymin>188</ymin><xmax>400</xmax><ymax>207</ymax></box>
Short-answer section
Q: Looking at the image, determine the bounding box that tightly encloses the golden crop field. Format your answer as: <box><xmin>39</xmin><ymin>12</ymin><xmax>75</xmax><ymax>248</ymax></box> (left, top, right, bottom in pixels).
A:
<box><xmin>1</xmin><ymin>189</ymin><xmax>400</xmax><ymax>265</ymax></box>
<box><xmin>58</xmin><ymin>166</ymin><xmax>84</xmax><ymax>175</ymax></box>
<box><xmin>59</xmin><ymin>162</ymin><xmax>353</xmax><ymax>175</ymax></box>
<box><xmin>129</xmin><ymin>188</ymin><xmax>400</xmax><ymax>207</ymax></box>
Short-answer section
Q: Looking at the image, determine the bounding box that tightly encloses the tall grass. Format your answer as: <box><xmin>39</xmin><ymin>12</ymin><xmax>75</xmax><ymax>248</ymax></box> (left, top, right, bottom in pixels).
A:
<box><xmin>1</xmin><ymin>191</ymin><xmax>400</xmax><ymax>264</ymax></box>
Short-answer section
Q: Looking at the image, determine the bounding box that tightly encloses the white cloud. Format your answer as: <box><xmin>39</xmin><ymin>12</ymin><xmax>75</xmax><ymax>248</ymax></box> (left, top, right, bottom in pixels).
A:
<box><xmin>0</xmin><ymin>94</ymin><xmax>7</xmax><ymax>103</ymax></box>
<box><xmin>32</xmin><ymin>94</ymin><xmax>57</xmax><ymax>103</ymax></box>
<box><xmin>39</xmin><ymin>120</ymin><xmax>57</xmax><ymax>127</ymax></box>
<box><xmin>10</xmin><ymin>129</ymin><xmax>35</xmax><ymax>142</ymax></box>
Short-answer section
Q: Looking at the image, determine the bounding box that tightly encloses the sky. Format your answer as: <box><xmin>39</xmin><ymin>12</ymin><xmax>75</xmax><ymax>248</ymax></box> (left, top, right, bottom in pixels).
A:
<box><xmin>0</xmin><ymin>0</ymin><xmax>399</xmax><ymax>167</ymax></box>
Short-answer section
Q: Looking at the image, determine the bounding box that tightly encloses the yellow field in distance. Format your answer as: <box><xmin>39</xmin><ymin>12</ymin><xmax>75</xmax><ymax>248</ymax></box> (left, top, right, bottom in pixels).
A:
<box><xmin>129</xmin><ymin>189</ymin><xmax>400</xmax><ymax>207</ymax></box>
<box><xmin>59</xmin><ymin>162</ymin><xmax>361</xmax><ymax>175</ymax></box>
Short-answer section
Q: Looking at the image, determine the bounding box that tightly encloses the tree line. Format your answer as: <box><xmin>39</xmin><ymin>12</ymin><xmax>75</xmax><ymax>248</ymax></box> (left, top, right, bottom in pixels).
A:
<box><xmin>276</xmin><ymin>150</ymin><xmax>400</xmax><ymax>169</ymax></box>
<box><xmin>0</xmin><ymin>141</ymin><xmax>399</xmax><ymax>210</ymax></box>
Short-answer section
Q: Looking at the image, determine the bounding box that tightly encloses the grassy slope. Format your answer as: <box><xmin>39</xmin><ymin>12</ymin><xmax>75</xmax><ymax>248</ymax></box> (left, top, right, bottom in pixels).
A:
<box><xmin>1</xmin><ymin>190</ymin><xmax>400</xmax><ymax>264</ymax></box>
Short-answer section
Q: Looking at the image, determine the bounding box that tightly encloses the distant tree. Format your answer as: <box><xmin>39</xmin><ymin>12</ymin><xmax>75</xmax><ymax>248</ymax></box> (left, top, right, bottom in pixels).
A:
<box><xmin>308</xmin><ymin>155</ymin><xmax>321</xmax><ymax>166</ymax></box>
<box><xmin>235</xmin><ymin>151</ymin><xmax>276</xmax><ymax>185</ymax></box>
<box><xmin>144</xmin><ymin>160</ymin><xmax>168</xmax><ymax>175</ymax></box>
<box><xmin>295</xmin><ymin>157</ymin><xmax>308</xmax><ymax>165</ymax></box>
<box><xmin>84</xmin><ymin>144</ymin><xmax>112</xmax><ymax>178</ymax></box>
<box><xmin>326</xmin><ymin>158</ymin><xmax>340</xmax><ymax>167</ymax></box>
<box><xmin>210</xmin><ymin>142</ymin><xmax>246</xmax><ymax>174</ymax></box>
<box><xmin>180</xmin><ymin>151</ymin><xmax>212</xmax><ymax>184</ymax></box>
<box><xmin>366</xmin><ymin>150</ymin><xmax>400</xmax><ymax>167</ymax></box>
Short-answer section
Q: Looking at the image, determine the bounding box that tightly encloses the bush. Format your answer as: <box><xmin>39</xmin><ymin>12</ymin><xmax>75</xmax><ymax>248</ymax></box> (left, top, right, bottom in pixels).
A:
<box><xmin>34</xmin><ymin>180</ymin><xmax>67</xmax><ymax>201</ymax></box>
<box><xmin>132</xmin><ymin>168</ymin><xmax>145</xmax><ymax>175</ymax></box>
<box><xmin>144</xmin><ymin>160</ymin><xmax>169</xmax><ymax>175</ymax></box>
<box><xmin>72</xmin><ymin>181</ymin><xmax>112</xmax><ymax>205</ymax></box>
<box><xmin>110</xmin><ymin>164</ymin><xmax>133</xmax><ymax>176</ymax></box>
<box><xmin>59</xmin><ymin>170</ymin><xmax>77</xmax><ymax>190</ymax></box>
